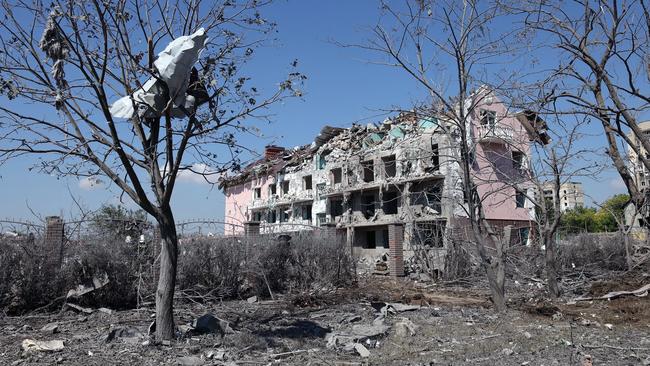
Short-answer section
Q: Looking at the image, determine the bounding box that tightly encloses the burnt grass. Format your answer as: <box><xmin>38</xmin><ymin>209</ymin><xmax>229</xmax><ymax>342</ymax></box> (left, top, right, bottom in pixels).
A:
<box><xmin>1</xmin><ymin>275</ymin><xmax>650</xmax><ymax>365</ymax></box>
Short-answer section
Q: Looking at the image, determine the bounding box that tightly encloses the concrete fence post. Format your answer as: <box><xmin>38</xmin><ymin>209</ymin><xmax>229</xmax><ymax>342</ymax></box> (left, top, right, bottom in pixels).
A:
<box><xmin>388</xmin><ymin>223</ymin><xmax>405</xmax><ymax>277</ymax></box>
<box><xmin>244</xmin><ymin>221</ymin><xmax>261</xmax><ymax>240</ymax></box>
<box><xmin>44</xmin><ymin>216</ymin><xmax>64</xmax><ymax>269</ymax></box>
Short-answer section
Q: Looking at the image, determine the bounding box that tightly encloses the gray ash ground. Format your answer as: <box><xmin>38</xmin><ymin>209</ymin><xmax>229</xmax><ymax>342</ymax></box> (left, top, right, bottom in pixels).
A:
<box><xmin>1</xmin><ymin>276</ymin><xmax>649</xmax><ymax>365</ymax></box>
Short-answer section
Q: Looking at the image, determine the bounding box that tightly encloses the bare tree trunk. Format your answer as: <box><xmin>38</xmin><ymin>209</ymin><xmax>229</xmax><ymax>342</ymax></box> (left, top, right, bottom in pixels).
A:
<box><xmin>544</xmin><ymin>232</ymin><xmax>560</xmax><ymax>299</ymax></box>
<box><xmin>473</xmin><ymin>225</ymin><xmax>507</xmax><ymax>312</ymax></box>
<box><xmin>623</xmin><ymin>230</ymin><xmax>633</xmax><ymax>271</ymax></box>
<box><xmin>485</xmin><ymin>262</ymin><xmax>507</xmax><ymax>311</ymax></box>
<box><xmin>155</xmin><ymin>208</ymin><xmax>178</xmax><ymax>341</ymax></box>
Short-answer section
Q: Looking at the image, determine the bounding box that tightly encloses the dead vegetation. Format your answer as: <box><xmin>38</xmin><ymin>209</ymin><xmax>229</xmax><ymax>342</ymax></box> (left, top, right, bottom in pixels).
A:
<box><xmin>0</xmin><ymin>231</ymin><xmax>356</xmax><ymax>315</ymax></box>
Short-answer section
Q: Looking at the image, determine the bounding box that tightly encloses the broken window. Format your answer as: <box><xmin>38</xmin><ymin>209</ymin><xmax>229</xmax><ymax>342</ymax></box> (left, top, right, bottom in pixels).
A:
<box><xmin>267</xmin><ymin>209</ymin><xmax>277</xmax><ymax>223</ymax></box>
<box><xmin>382</xmin><ymin>155</ymin><xmax>396</xmax><ymax>178</ymax></box>
<box><xmin>362</xmin><ymin>160</ymin><xmax>374</xmax><ymax>183</ymax></box>
<box><xmin>347</xmin><ymin>167</ymin><xmax>358</xmax><ymax>185</ymax></box>
<box><xmin>254</xmin><ymin>187</ymin><xmax>261</xmax><ymax>199</ymax></box>
<box><xmin>431</xmin><ymin>143</ymin><xmax>440</xmax><ymax>171</ymax></box>
<box><xmin>362</xmin><ymin>194</ymin><xmax>376</xmax><ymax>219</ymax></box>
<box><xmin>411</xmin><ymin>182</ymin><xmax>442</xmax><ymax>213</ymax></box>
<box><xmin>512</xmin><ymin>151</ymin><xmax>525</xmax><ymax>172</ymax></box>
<box><xmin>381</xmin><ymin>229</ymin><xmax>389</xmax><ymax>248</ymax></box>
<box><xmin>252</xmin><ymin>211</ymin><xmax>262</xmax><ymax>222</ymax></box>
<box><xmin>316</xmin><ymin>213</ymin><xmax>327</xmax><ymax>226</ymax></box>
<box><xmin>364</xmin><ymin>230</ymin><xmax>376</xmax><ymax>249</ymax></box>
<box><xmin>480</xmin><ymin>109</ymin><xmax>496</xmax><ymax>127</ymax></box>
<box><xmin>281</xmin><ymin>181</ymin><xmax>290</xmax><ymax>195</ymax></box>
<box><xmin>317</xmin><ymin>154</ymin><xmax>327</xmax><ymax>170</ymax></box>
<box><xmin>330</xmin><ymin>199</ymin><xmax>344</xmax><ymax>218</ymax></box>
<box><xmin>269</xmin><ymin>183</ymin><xmax>277</xmax><ymax>196</ymax></box>
<box><xmin>516</xmin><ymin>227</ymin><xmax>529</xmax><ymax>245</ymax></box>
<box><xmin>303</xmin><ymin>175</ymin><xmax>313</xmax><ymax>190</ymax></box>
<box><xmin>382</xmin><ymin>191</ymin><xmax>399</xmax><ymax>215</ymax></box>
<box><xmin>516</xmin><ymin>191</ymin><xmax>526</xmax><ymax>208</ymax></box>
<box><xmin>302</xmin><ymin>205</ymin><xmax>312</xmax><ymax>221</ymax></box>
<box><xmin>331</xmin><ymin>168</ymin><xmax>342</xmax><ymax>185</ymax></box>
<box><xmin>279</xmin><ymin>208</ymin><xmax>289</xmax><ymax>223</ymax></box>
<box><xmin>414</xmin><ymin>221</ymin><xmax>446</xmax><ymax>248</ymax></box>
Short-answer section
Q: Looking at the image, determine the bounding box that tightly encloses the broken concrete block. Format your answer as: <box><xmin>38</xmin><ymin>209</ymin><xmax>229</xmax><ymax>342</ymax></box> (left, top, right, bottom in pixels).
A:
<box><xmin>105</xmin><ymin>326</ymin><xmax>144</xmax><ymax>343</ymax></box>
<box><xmin>176</xmin><ymin>356</ymin><xmax>204</xmax><ymax>366</ymax></box>
<box><xmin>40</xmin><ymin>322</ymin><xmax>59</xmax><ymax>334</ymax></box>
<box><xmin>178</xmin><ymin>324</ymin><xmax>193</xmax><ymax>334</ymax></box>
<box><xmin>22</xmin><ymin>339</ymin><xmax>65</xmax><ymax>353</ymax></box>
<box><xmin>192</xmin><ymin>314</ymin><xmax>233</xmax><ymax>335</ymax></box>
<box><xmin>98</xmin><ymin>307</ymin><xmax>113</xmax><ymax>315</ymax></box>
<box><xmin>354</xmin><ymin>343</ymin><xmax>370</xmax><ymax>358</ymax></box>
<box><xmin>351</xmin><ymin>321</ymin><xmax>390</xmax><ymax>339</ymax></box>
<box><xmin>394</xmin><ymin>319</ymin><xmax>419</xmax><ymax>337</ymax></box>
<box><xmin>342</xmin><ymin>315</ymin><xmax>362</xmax><ymax>324</ymax></box>
<box><xmin>206</xmin><ymin>349</ymin><xmax>226</xmax><ymax>360</ymax></box>
<box><xmin>66</xmin><ymin>303</ymin><xmax>93</xmax><ymax>314</ymax></box>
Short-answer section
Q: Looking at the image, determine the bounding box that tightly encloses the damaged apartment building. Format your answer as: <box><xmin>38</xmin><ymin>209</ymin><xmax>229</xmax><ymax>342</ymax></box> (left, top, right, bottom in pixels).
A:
<box><xmin>220</xmin><ymin>90</ymin><xmax>548</xmax><ymax>274</ymax></box>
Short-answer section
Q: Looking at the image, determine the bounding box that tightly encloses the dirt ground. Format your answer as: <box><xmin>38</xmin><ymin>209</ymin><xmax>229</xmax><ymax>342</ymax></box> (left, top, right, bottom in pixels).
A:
<box><xmin>1</xmin><ymin>275</ymin><xmax>649</xmax><ymax>366</ymax></box>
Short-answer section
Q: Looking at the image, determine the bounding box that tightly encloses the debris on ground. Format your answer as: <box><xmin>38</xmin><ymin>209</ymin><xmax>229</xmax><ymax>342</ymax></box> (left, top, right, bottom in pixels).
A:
<box><xmin>572</xmin><ymin>283</ymin><xmax>650</xmax><ymax>302</ymax></box>
<box><xmin>192</xmin><ymin>313</ymin><xmax>233</xmax><ymax>335</ymax></box>
<box><xmin>65</xmin><ymin>303</ymin><xmax>94</xmax><ymax>314</ymax></box>
<box><xmin>105</xmin><ymin>326</ymin><xmax>144</xmax><ymax>343</ymax></box>
<box><xmin>66</xmin><ymin>272</ymin><xmax>110</xmax><ymax>299</ymax></box>
<box><xmin>354</xmin><ymin>343</ymin><xmax>370</xmax><ymax>357</ymax></box>
<box><xmin>394</xmin><ymin>318</ymin><xmax>419</xmax><ymax>337</ymax></box>
<box><xmin>2</xmin><ymin>275</ymin><xmax>649</xmax><ymax>365</ymax></box>
<box><xmin>176</xmin><ymin>356</ymin><xmax>204</xmax><ymax>366</ymax></box>
<box><xmin>21</xmin><ymin>339</ymin><xmax>65</xmax><ymax>353</ymax></box>
<box><xmin>40</xmin><ymin>322</ymin><xmax>59</xmax><ymax>334</ymax></box>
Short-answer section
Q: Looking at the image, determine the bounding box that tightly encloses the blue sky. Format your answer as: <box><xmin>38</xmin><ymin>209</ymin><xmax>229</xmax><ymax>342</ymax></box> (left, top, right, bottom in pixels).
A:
<box><xmin>0</xmin><ymin>1</ymin><xmax>626</xmax><ymax>224</ymax></box>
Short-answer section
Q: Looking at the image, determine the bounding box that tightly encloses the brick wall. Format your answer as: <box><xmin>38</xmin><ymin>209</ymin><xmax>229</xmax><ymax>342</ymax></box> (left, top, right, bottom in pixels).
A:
<box><xmin>388</xmin><ymin>223</ymin><xmax>405</xmax><ymax>277</ymax></box>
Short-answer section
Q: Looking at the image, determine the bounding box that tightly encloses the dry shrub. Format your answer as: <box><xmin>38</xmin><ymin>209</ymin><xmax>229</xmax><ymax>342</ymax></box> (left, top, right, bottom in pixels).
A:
<box><xmin>177</xmin><ymin>237</ymin><xmax>248</xmax><ymax>298</ymax></box>
<box><xmin>506</xmin><ymin>244</ymin><xmax>545</xmax><ymax>279</ymax></box>
<box><xmin>0</xmin><ymin>236</ymin><xmax>70</xmax><ymax>312</ymax></box>
<box><xmin>557</xmin><ymin>233</ymin><xmax>627</xmax><ymax>271</ymax></box>
<box><xmin>442</xmin><ymin>239</ymin><xmax>476</xmax><ymax>280</ymax></box>
<box><xmin>177</xmin><ymin>231</ymin><xmax>356</xmax><ymax>300</ymax></box>
<box><xmin>286</xmin><ymin>231</ymin><xmax>356</xmax><ymax>290</ymax></box>
<box><xmin>65</xmin><ymin>238</ymin><xmax>155</xmax><ymax>309</ymax></box>
<box><xmin>1</xmin><ymin>228</ymin><xmax>356</xmax><ymax>313</ymax></box>
<box><xmin>0</xmin><ymin>233</ymin><xmax>156</xmax><ymax>314</ymax></box>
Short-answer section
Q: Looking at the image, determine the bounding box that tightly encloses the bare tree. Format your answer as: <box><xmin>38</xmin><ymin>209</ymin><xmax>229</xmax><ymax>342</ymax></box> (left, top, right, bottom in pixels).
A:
<box><xmin>511</xmin><ymin>0</ymin><xmax>650</xmax><ymax>246</ymax></box>
<box><xmin>0</xmin><ymin>0</ymin><xmax>303</xmax><ymax>340</ymax></box>
<box><xmin>357</xmin><ymin>0</ymin><xmax>535</xmax><ymax>311</ymax></box>
<box><xmin>517</xmin><ymin>113</ymin><xmax>598</xmax><ymax>297</ymax></box>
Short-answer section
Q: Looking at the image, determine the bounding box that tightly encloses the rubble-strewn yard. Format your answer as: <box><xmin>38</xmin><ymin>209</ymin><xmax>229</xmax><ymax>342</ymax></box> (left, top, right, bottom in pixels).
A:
<box><xmin>2</xmin><ymin>274</ymin><xmax>649</xmax><ymax>366</ymax></box>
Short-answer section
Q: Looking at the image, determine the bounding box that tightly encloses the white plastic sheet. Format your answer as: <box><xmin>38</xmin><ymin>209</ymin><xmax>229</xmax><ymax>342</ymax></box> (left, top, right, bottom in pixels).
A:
<box><xmin>110</xmin><ymin>28</ymin><xmax>208</xmax><ymax>119</ymax></box>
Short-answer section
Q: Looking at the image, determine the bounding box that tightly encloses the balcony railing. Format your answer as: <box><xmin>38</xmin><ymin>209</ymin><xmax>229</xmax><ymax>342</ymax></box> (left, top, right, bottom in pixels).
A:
<box><xmin>477</xmin><ymin>124</ymin><xmax>515</xmax><ymax>143</ymax></box>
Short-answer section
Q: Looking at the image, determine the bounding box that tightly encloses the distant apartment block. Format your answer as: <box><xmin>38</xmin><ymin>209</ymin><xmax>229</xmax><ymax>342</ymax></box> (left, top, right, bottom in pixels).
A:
<box><xmin>541</xmin><ymin>182</ymin><xmax>584</xmax><ymax>212</ymax></box>
<box><xmin>627</xmin><ymin>121</ymin><xmax>650</xmax><ymax>189</ymax></box>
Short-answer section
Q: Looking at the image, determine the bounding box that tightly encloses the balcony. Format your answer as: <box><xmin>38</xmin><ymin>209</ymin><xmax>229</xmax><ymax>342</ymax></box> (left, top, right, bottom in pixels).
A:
<box><xmin>477</xmin><ymin>124</ymin><xmax>515</xmax><ymax>144</ymax></box>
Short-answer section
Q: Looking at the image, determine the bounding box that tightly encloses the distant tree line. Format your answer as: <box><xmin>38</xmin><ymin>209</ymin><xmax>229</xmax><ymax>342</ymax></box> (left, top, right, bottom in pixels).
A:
<box><xmin>559</xmin><ymin>194</ymin><xmax>629</xmax><ymax>234</ymax></box>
